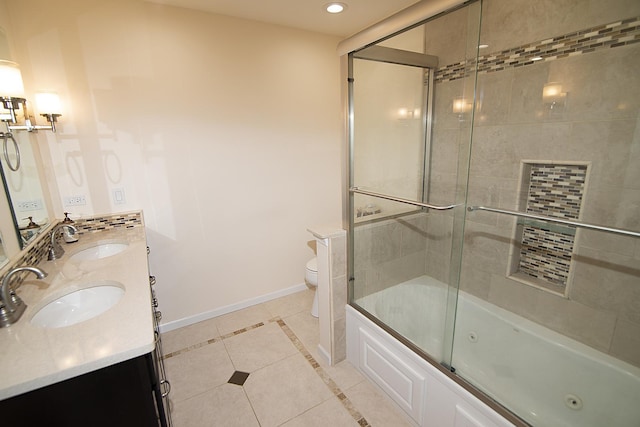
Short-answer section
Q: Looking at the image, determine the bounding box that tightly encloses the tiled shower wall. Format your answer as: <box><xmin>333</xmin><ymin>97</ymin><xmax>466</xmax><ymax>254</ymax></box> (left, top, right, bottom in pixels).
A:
<box><xmin>352</xmin><ymin>212</ymin><xmax>429</xmax><ymax>301</ymax></box>
<box><xmin>438</xmin><ymin>0</ymin><xmax>640</xmax><ymax>366</ymax></box>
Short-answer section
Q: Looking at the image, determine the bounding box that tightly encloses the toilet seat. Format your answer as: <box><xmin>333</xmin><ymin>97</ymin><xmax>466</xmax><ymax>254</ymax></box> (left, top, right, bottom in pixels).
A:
<box><xmin>305</xmin><ymin>257</ymin><xmax>319</xmax><ymax>317</ymax></box>
<box><xmin>305</xmin><ymin>258</ymin><xmax>318</xmax><ymax>286</ymax></box>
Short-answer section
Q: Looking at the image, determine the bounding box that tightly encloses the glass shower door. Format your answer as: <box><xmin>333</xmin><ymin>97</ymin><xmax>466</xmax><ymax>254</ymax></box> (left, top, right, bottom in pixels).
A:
<box><xmin>450</xmin><ymin>2</ymin><xmax>640</xmax><ymax>426</ymax></box>
<box><xmin>348</xmin><ymin>2</ymin><xmax>481</xmax><ymax>365</ymax></box>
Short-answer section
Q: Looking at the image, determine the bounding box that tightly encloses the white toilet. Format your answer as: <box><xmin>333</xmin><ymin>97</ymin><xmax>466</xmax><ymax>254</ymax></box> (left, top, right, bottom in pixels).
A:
<box><xmin>305</xmin><ymin>257</ymin><xmax>319</xmax><ymax>317</ymax></box>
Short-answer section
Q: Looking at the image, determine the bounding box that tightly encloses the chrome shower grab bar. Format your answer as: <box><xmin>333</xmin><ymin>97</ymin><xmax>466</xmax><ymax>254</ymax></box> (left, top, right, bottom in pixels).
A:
<box><xmin>467</xmin><ymin>206</ymin><xmax>640</xmax><ymax>238</ymax></box>
<box><xmin>350</xmin><ymin>187</ymin><xmax>458</xmax><ymax>210</ymax></box>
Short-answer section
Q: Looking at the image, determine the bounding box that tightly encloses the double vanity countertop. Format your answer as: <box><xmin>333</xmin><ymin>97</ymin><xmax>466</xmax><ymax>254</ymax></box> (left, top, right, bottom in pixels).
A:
<box><xmin>0</xmin><ymin>225</ymin><xmax>155</xmax><ymax>400</ymax></box>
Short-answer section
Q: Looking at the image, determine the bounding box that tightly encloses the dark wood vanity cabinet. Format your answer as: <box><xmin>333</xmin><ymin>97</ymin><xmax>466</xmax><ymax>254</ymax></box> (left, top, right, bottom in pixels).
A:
<box><xmin>0</xmin><ymin>351</ymin><xmax>169</xmax><ymax>427</ymax></box>
<box><xmin>1</xmin><ymin>272</ymin><xmax>171</xmax><ymax>427</ymax></box>
<box><xmin>0</xmin><ymin>247</ymin><xmax>172</xmax><ymax>427</ymax></box>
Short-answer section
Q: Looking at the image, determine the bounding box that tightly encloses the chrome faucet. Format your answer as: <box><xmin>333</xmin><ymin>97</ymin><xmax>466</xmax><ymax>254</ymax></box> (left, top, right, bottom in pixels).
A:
<box><xmin>0</xmin><ymin>266</ymin><xmax>48</xmax><ymax>328</ymax></box>
<box><xmin>48</xmin><ymin>223</ymin><xmax>78</xmax><ymax>261</ymax></box>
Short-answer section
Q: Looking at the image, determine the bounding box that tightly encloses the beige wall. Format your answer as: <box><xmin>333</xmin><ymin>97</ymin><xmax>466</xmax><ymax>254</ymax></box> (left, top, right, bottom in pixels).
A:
<box><xmin>3</xmin><ymin>0</ymin><xmax>343</xmax><ymax>325</ymax></box>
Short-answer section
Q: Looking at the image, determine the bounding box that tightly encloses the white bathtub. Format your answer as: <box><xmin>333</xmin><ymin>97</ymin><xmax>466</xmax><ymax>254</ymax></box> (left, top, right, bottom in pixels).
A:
<box><xmin>356</xmin><ymin>276</ymin><xmax>640</xmax><ymax>427</ymax></box>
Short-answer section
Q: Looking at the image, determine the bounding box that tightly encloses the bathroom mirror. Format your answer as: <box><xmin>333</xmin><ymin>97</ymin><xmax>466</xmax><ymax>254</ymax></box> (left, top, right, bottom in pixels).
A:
<box><xmin>0</xmin><ymin>232</ymin><xmax>8</xmax><ymax>269</ymax></box>
<box><xmin>0</xmin><ymin>131</ymin><xmax>51</xmax><ymax>247</ymax></box>
<box><xmin>0</xmin><ymin>26</ymin><xmax>51</xmax><ymax>249</ymax></box>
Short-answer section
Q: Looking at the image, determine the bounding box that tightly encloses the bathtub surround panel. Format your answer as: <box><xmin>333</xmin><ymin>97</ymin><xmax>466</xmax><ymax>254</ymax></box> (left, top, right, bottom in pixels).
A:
<box><xmin>354</xmin><ymin>279</ymin><xmax>640</xmax><ymax>427</ymax></box>
<box><xmin>347</xmin><ymin>305</ymin><xmax>517</xmax><ymax>427</ymax></box>
<box><xmin>359</xmin><ymin>326</ymin><xmax>426</xmax><ymax>424</ymax></box>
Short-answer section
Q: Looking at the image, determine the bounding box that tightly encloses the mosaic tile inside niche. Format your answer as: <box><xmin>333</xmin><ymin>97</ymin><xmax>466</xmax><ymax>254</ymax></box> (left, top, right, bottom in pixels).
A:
<box><xmin>435</xmin><ymin>16</ymin><xmax>640</xmax><ymax>83</ymax></box>
<box><xmin>526</xmin><ymin>164</ymin><xmax>587</xmax><ymax>219</ymax></box>
<box><xmin>517</xmin><ymin>164</ymin><xmax>587</xmax><ymax>290</ymax></box>
<box><xmin>520</xmin><ymin>228</ymin><xmax>573</xmax><ymax>288</ymax></box>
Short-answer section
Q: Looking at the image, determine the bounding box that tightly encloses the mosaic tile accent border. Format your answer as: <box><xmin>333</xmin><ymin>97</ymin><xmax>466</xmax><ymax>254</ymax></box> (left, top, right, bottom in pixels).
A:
<box><xmin>163</xmin><ymin>317</ymin><xmax>371</xmax><ymax>427</ymax></box>
<box><xmin>517</xmin><ymin>164</ymin><xmax>587</xmax><ymax>289</ymax></box>
<box><xmin>163</xmin><ymin>320</ymin><xmax>267</xmax><ymax>359</ymax></box>
<box><xmin>277</xmin><ymin>319</ymin><xmax>371</xmax><ymax>427</ymax></box>
<box><xmin>72</xmin><ymin>212</ymin><xmax>142</xmax><ymax>235</ymax></box>
<box><xmin>435</xmin><ymin>16</ymin><xmax>640</xmax><ymax>83</ymax></box>
<box><xmin>0</xmin><ymin>232</ymin><xmax>52</xmax><ymax>286</ymax></box>
<box><xmin>0</xmin><ymin>211</ymin><xmax>143</xmax><ymax>286</ymax></box>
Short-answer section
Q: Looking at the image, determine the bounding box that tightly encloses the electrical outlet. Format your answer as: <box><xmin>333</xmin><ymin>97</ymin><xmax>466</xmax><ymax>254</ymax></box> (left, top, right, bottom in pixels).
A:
<box><xmin>64</xmin><ymin>195</ymin><xmax>87</xmax><ymax>206</ymax></box>
<box><xmin>16</xmin><ymin>199</ymin><xmax>44</xmax><ymax>211</ymax></box>
<box><xmin>113</xmin><ymin>188</ymin><xmax>126</xmax><ymax>205</ymax></box>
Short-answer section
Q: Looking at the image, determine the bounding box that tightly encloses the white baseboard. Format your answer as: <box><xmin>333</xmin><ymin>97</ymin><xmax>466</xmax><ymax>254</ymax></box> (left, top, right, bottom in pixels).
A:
<box><xmin>158</xmin><ymin>282</ymin><xmax>309</xmax><ymax>333</ymax></box>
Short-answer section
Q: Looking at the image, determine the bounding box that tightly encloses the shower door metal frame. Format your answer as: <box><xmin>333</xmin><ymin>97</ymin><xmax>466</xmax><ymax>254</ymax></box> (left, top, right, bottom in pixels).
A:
<box><xmin>349</xmin><ymin>44</ymin><xmax>439</xmax><ymax>212</ymax></box>
<box><xmin>347</xmin><ymin>45</ymin><xmax>441</xmax><ymax>310</ymax></box>
<box><xmin>347</xmin><ymin>43</ymin><xmax>471</xmax><ymax>375</ymax></box>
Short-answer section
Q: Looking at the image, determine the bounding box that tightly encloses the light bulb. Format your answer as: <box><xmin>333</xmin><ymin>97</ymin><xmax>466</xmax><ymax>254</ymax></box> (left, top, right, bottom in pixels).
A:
<box><xmin>0</xmin><ymin>60</ymin><xmax>25</xmax><ymax>98</ymax></box>
<box><xmin>35</xmin><ymin>92</ymin><xmax>62</xmax><ymax>114</ymax></box>
<box><xmin>326</xmin><ymin>3</ymin><xmax>347</xmax><ymax>14</ymax></box>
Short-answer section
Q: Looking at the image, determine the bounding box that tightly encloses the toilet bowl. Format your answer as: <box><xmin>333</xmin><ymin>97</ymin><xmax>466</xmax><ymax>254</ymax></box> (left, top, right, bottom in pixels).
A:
<box><xmin>305</xmin><ymin>257</ymin><xmax>319</xmax><ymax>317</ymax></box>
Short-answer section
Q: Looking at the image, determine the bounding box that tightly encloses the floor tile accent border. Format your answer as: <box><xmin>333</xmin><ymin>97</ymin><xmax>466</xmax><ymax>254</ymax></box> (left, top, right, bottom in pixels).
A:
<box><xmin>277</xmin><ymin>319</ymin><xmax>371</xmax><ymax>427</ymax></box>
<box><xmin>161</xmin><ymin>315</ymin><xmax>372</xmax><ymax>426</ymax></box>
<box><xmin>162</xmin><ymin>321</ymin><xmax>266</xmax><ymax>359</ymax></box>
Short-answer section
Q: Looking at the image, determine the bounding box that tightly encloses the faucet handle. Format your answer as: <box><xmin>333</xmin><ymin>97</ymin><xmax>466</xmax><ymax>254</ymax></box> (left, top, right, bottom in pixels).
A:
<box><xmin>62</xmin><ymin>212</ymin><xmax>74</xmax><ymax>224</ymax></box>
<box><xmin>0</xmin><ymin>266</ymin><xmax>47</xmax><ymax>327</ymax></box>
<box><xmin>48</xmin><ymin>223</ymin><xmax>79</xmax><ymax>260</ymax></box>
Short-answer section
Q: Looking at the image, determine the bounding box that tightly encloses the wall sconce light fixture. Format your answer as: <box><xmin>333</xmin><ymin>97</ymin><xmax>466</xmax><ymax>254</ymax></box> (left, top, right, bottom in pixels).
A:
<box><xmin>0</xmin><ymin>60</ymin><xmax>62</xmax><ymax>133</ymax></box>
<box><xmin>542</xmin><ymin>82</ymin><xmax>566</xmax><ymax>111</ymax></box>
<box><xmin>397</xmin><ymin>107</ymin><xmax>421</xmax><ymax>120</ymax></box>
<box><xmin>453</xmin><ymin>96</ymin><xmax>472</xmax><ymax>119</ymax></box>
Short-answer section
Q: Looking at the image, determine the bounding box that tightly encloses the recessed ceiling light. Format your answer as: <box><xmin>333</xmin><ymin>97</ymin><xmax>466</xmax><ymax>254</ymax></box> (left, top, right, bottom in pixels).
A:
<box><xmin>325</xmin><ymin>3</ymin><xmax>347</xmax><ymax>14</ymax></box>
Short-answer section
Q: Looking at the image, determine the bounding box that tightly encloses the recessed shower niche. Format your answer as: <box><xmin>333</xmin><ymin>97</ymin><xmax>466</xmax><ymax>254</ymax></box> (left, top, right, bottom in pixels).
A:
<box><xmin>508</xmin><ymin>161</ymin><xmax>590</xmax><ymax>296</ymax></box>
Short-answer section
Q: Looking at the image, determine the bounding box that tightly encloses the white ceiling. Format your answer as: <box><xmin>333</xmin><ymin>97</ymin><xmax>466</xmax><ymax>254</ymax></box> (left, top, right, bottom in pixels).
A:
<box><xmin>145</xmin><ymin>0</ymin><xmax>422</xmax><ymax>37</ymax></box>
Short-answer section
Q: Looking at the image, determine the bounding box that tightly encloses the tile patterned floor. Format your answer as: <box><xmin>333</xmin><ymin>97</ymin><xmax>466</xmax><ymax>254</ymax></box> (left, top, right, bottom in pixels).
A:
<box><xmin>161</xmin><ymin>289</ymin><xmax>414</xmax><ymax>427</ymax></box>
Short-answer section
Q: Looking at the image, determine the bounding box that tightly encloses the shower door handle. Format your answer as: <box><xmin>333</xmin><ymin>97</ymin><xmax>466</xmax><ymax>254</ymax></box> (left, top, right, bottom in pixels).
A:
<box><xmin>350</xmin><ymin>187</ymin><xmax>459</xmax><ymax>211</ymax></box>
<box><xmin>467</xmin><ymin>206</ymin><xmax>640</xmax><ymax>238</ymax></box>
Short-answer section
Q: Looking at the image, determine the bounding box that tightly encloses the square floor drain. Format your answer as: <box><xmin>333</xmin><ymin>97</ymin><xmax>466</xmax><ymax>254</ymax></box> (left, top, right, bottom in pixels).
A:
<box><xmin>228</xmin><ymin>371</ymin><xmax>250</xmax><ymax>386</ymax></box>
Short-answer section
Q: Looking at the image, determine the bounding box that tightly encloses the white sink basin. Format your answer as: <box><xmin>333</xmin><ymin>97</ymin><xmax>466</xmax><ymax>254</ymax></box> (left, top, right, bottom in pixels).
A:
<box><xmin>31</xmin><ymin>282</ymin><xmax>125</xmax><ymax>328</ymax></box>
<box><xmin>69</xmin><ymin>242</ymin><xmax>128</xmax><ymax>262</ymax></box>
